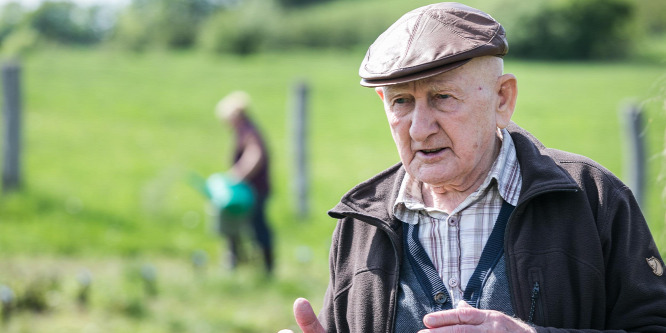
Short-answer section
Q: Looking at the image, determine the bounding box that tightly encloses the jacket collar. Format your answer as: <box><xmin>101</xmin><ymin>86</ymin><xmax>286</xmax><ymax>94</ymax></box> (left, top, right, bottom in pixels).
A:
<box><xmin>328</xmin><ymin>163</ymin><xmax>405</xmax><ymax>231</ymax></box>
<box><xmin>506</xmin><ymin>122</ymin><xmax>580</xmax><ymax>204</ymax></box>
<box><xmin>328</xmin><ymin>122</ymin><xmax>580</xmax><ymax>225</ymax></box>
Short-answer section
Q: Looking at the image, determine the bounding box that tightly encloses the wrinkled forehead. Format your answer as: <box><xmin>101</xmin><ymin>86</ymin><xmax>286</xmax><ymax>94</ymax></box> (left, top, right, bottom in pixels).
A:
<box><xmin>386</xmin><ymin>57</ymin><xmax>502</xmax><ymax>93</ymax></box>
<box><xmin>381</xmin><ymin>62</ymin><xmax>477</xmax><ymax>94</ymax></box>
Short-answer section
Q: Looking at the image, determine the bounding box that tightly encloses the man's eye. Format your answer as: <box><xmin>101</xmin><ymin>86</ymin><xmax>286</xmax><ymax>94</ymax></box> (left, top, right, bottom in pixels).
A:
<box><xmin>436</xmin><ymin>94</ymin><xmax>451</xmax><ymax>99</ymax></box>
<box><xmin>394</xmin><ymin>98</ymin><xmax>408</xmax><ymax>104</ymax></box>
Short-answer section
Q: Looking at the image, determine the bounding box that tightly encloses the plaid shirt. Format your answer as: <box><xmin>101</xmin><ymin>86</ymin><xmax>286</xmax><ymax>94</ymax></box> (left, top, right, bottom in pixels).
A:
<box><xmin>393</xmin><ymin>128</ymin><xmax>522</xmax><ymax>304</ymax></box>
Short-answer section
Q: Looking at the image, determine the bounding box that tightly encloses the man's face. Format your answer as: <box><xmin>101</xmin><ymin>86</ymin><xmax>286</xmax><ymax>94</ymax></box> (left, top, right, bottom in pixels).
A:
<box><xmin>377</xmin><ymin>59</ymin><xmax>508</xmax><ymax>190</ymax></box>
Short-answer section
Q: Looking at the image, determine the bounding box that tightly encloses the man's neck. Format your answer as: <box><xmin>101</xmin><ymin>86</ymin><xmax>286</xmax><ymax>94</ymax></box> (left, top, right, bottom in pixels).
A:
<box><xmin>421</xmin><ymin>182</ymin><xmax>478</xmax><ymax>214</ymax></box>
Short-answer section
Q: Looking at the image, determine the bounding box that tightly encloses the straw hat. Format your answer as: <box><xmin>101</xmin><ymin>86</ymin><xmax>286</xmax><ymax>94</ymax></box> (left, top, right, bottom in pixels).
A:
<box><xmin>215</xmin><ymin>91</ymin><xmax>250</xmax><ymax>121</ymax></box>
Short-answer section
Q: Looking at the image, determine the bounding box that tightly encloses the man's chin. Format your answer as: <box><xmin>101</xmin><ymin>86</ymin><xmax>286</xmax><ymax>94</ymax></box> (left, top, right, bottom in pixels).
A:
<box><xmin>412</xmin><ymin>169</ymin><xmax>452</xmax><ymax>187</ymax></box>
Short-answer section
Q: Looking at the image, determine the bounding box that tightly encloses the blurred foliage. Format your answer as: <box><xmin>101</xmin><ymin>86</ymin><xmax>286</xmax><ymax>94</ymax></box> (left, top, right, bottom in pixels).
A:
<box><xmin>28</xmin><ymin>1</ymin><xmax>104</xmax><ymax>45</ymax></box>
<box><xmin>0</xmin><ymin>0</ymin><xmax>665</xmax><ymax>60</ymax></box>
<box><xmin>0</xmin><ymin>28</ymin><xmax>39</xmax><ymax>58</ymax></box>
<box><xmin>0</xmin><ymin>2</ymin><xmax>24</xmax><ymax>44</ymax></box>
<box><xmin>505</xmin><ymin>0</ymin><xmax>634</xmax><ymax>60</ymax></box>
<box><xmin>266</xmin><ymin>0</ymin><xmax>394</xmax><ymax>51</ymax></box>
<box><xmin>197</xmin><ymin>0</ymin><xmax>280</xmax><ymax>55</ymax></box>
<box><xmin>0</xmin><ymin>3</ymin><xmax>35</xmax><ymax>57</ymax></box>
<box><xmin>634</xmin><ymin>0</ymin><xmax>666</xmax><ymax>34</ymax></box>
<box><xmin>0</xmin><ymin>0</ymin><xmax>111</xmax><ymax>57</ymax></box>
<box><xmin>113</xmin><ymin>0</ymin><xmax>223</xmax><ymax>50</ymax></box>
<box><xmin>275</xmin><ymin>0</ymin><xmax>332</xmax><ymax>9</ymax></box>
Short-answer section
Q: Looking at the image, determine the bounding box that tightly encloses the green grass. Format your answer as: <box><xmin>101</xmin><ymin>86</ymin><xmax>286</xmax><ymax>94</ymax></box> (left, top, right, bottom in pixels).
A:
<box><xmin>0</xmin><ymin>48</ymin><xmax>665</xmax><ymax>332</ymax></box>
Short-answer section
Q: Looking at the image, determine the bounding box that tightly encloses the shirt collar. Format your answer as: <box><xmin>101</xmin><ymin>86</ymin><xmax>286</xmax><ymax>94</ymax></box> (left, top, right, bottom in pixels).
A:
<box><xmin>394</xmin><ymin>128</ymin><xmax>522</xmax><ymax>221</ymax></box>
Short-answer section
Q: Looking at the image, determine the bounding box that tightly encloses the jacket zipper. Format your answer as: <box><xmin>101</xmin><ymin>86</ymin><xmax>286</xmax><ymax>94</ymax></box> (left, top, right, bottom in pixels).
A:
<box><xmin>528</xmin><ymin>281</ymin><xmax>540</xmax><ymax>324</ymax></box>
<box><xmin>504</xmin><ymin>187</ymin><xmax>577</xmax><ymax>323</ymax></box>
<box><xmin>357</xmin><ymin>215</ymin><xmax>401</xmax><ymax>333</ymax></box>
<box><xmin>384</xmin><ymin>222</ymin><xmax>401</xmax><ymax>333</ymax></box>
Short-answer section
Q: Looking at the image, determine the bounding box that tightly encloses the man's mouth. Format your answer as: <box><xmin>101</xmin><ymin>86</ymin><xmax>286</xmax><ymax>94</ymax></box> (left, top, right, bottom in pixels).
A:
<box><xmin>420</xmin><ymin>148</ymin><xmax>445</xmax><ymax>154</ymax></box>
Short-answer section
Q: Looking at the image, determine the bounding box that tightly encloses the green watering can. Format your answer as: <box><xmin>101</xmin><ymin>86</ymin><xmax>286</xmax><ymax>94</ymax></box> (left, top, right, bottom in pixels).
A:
<box><xmin>190</xmin><ymin>172</ymin><xmax>255</xmax><ymax>235</ymax></box>
<box><xmin>205</xmin><ymin>173</ymin><xmax>255</xmax><ymax>216</ymax></box>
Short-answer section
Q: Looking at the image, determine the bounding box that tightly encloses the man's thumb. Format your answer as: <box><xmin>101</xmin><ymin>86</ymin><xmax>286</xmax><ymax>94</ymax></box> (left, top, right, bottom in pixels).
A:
<box><xmin>293</xmin><ymin>298</ymin><xmax>325</xmax><ymax>333</ymax></box>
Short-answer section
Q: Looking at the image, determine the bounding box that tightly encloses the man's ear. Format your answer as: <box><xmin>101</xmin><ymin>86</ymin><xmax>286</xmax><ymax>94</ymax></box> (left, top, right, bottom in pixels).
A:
<box><xmin>495</xmin><ymin>73</ymin><xmax>517</xmax><ymax>129</ymax></box>
<box><xmin>375</xmin><ymin>87</ymin><xmax>385</xmax><ymax>101</ymax></box>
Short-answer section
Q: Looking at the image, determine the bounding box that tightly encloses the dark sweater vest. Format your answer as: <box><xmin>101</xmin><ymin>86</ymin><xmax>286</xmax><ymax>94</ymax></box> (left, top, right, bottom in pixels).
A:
<box><xmin>394</xmin><ymin>202</ymin><xmax>515</xmax><ymax>332</ymax></box>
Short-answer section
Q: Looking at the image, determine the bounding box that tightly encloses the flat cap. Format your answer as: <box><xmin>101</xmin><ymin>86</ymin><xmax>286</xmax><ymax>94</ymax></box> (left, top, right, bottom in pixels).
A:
<box><xmin>359</xmin><ymin>2</ymin><xmax>508</xmax><ymax>87</ymax></box>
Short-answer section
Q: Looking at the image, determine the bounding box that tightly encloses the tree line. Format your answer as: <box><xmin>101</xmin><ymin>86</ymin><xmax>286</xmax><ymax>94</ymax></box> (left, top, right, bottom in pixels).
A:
<box><xmin>0</xmin><ymin>0</ymin><xmax>663</xmax><ymax>60</ymax></box>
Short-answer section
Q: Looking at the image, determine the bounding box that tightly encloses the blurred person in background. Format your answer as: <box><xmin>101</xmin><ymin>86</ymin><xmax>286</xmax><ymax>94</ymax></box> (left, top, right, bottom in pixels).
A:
<box><xmin>216</xmin><ymin>91</ymin><xmax>274</xmax><ymax>274</ymax></box>
<box><xmin>280</xmin><ymin>2</ymin><xmax>666</xmax><ymax>332</ymax></box>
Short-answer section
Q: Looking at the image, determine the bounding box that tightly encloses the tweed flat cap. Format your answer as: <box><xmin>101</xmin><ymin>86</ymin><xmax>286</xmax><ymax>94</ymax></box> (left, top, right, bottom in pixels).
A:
<box><xmin>359</xmin><ymin>2</ymin><xmax>508</xmax><ymax>87</ymax></box>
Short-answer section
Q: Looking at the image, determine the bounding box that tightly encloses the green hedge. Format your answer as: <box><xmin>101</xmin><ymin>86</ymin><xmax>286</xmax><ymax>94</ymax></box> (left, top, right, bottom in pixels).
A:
<box><xmin>505</xmin><ymin>0</ymin><xmax>634</xmax><ymax>60</ymax></box>
<box><xmin>2</xmin><ymin>0</ymin><xmax>664</xmax><ymax>60</ymax></box>
<box><xmin>195</xmin><ymin>0</ymin><xmax>642</xmax><ymax>60</ymax></box>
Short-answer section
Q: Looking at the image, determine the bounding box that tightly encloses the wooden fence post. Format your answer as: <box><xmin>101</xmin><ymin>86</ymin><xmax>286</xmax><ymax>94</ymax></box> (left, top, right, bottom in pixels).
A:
<box><xmin>621</xmin><ymin>102</ymin><xmax>645</xmax><ymax>208</ymax></box>
<box><xmin>291</xmin><ymin>81</ymin><xmax>309</xmax><ymax>218</ymax></box>
<box><xmin>2</xmin><ymin>61</ymin><xmax>23</xmax><ymax>193</ymax></box>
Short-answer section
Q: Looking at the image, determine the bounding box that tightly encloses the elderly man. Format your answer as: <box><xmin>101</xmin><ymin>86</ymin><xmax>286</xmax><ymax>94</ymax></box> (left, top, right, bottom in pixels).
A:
<box><xmin>281</xmin><ymin>2</ymin><xmax>666</xmax><ymax>332</ymax></box>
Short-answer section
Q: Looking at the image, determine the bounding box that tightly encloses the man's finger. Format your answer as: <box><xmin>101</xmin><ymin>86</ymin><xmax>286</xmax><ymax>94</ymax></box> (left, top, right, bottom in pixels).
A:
<box><xmin>293</xmin><ymin>298</ymin><xmax>326</xmax><ymax>333</ymax></box>
<box><xmin>456</xmin><ymin>300</ymin><xmax>473</xmax><ymax>308</ymax></box>
<box><xmin>423</xmin><ymin>302</ymin><xmax>484</xmax><ymax>328</ymax></box>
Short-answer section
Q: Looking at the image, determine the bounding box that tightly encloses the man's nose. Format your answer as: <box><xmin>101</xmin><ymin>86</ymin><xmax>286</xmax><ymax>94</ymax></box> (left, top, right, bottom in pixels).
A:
<box><xmin>409</xmin><ymin>100</ymin><xmax>438</xmax><ymax>142</ymax></box>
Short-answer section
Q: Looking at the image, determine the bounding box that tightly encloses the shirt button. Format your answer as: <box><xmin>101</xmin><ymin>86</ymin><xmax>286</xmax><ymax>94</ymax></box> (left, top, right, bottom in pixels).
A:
<box><xmin>448</xmin><ymin>278</ymin><xmax>458</xmax><ymax>288</ymax></box>
<box><xmin>448</xmin><ymin>216</ymin><xmax>458</xmax><ymax>226</ymax></box>
<box><xmin>433</xmin><ymin>292</ymin><xmax>447</xmax><ymax>304</ymax></box>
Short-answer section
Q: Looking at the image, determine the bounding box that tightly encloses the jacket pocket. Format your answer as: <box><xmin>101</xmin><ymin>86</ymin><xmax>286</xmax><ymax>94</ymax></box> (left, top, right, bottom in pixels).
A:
<box><xmin>527</xmin><ymin>267</ymin><xmax>547</xmax><ymax>325</ymax></box>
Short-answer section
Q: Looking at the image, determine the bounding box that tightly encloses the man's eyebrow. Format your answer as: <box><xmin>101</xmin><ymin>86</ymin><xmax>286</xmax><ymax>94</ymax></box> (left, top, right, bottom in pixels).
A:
<box><xmin>383</xmin><ymin>86</ymin><xmax>411</xmax><ymax>98</ymax></box>
<box><xmin>383</xmin><ymin>79</ymin><xmax>462</xmax><ymax>97</ymax></box>
<box><xmin>384</xmin><ymin>83</ymin><xmax>410</xmax><ymax>92</ymax></box>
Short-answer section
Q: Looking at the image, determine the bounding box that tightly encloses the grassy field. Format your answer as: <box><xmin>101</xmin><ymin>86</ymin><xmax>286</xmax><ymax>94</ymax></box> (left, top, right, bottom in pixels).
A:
<box><xmin>0</xmin><ymin>48</ymin><xmax>665</xmax><ymax>332</ymax></box>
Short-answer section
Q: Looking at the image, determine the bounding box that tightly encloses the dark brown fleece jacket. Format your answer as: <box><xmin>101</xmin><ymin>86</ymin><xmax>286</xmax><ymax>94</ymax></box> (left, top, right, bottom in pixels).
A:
<box><xmin>322</xmin><ymin>123</ymin><xmax>666</xmax><ymax>332</ymax></box>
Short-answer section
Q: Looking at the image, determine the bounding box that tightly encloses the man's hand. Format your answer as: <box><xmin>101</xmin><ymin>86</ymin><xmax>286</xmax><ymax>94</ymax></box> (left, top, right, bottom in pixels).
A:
<box><xmin>419</xmin><ymin>300</ymin><xmax>536</xmax><ymax>333</ymax></box>
<box><xmin>278</xmin><ymin>298</ymin><xmax>325</xmax><ymax>333</ymax></box>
